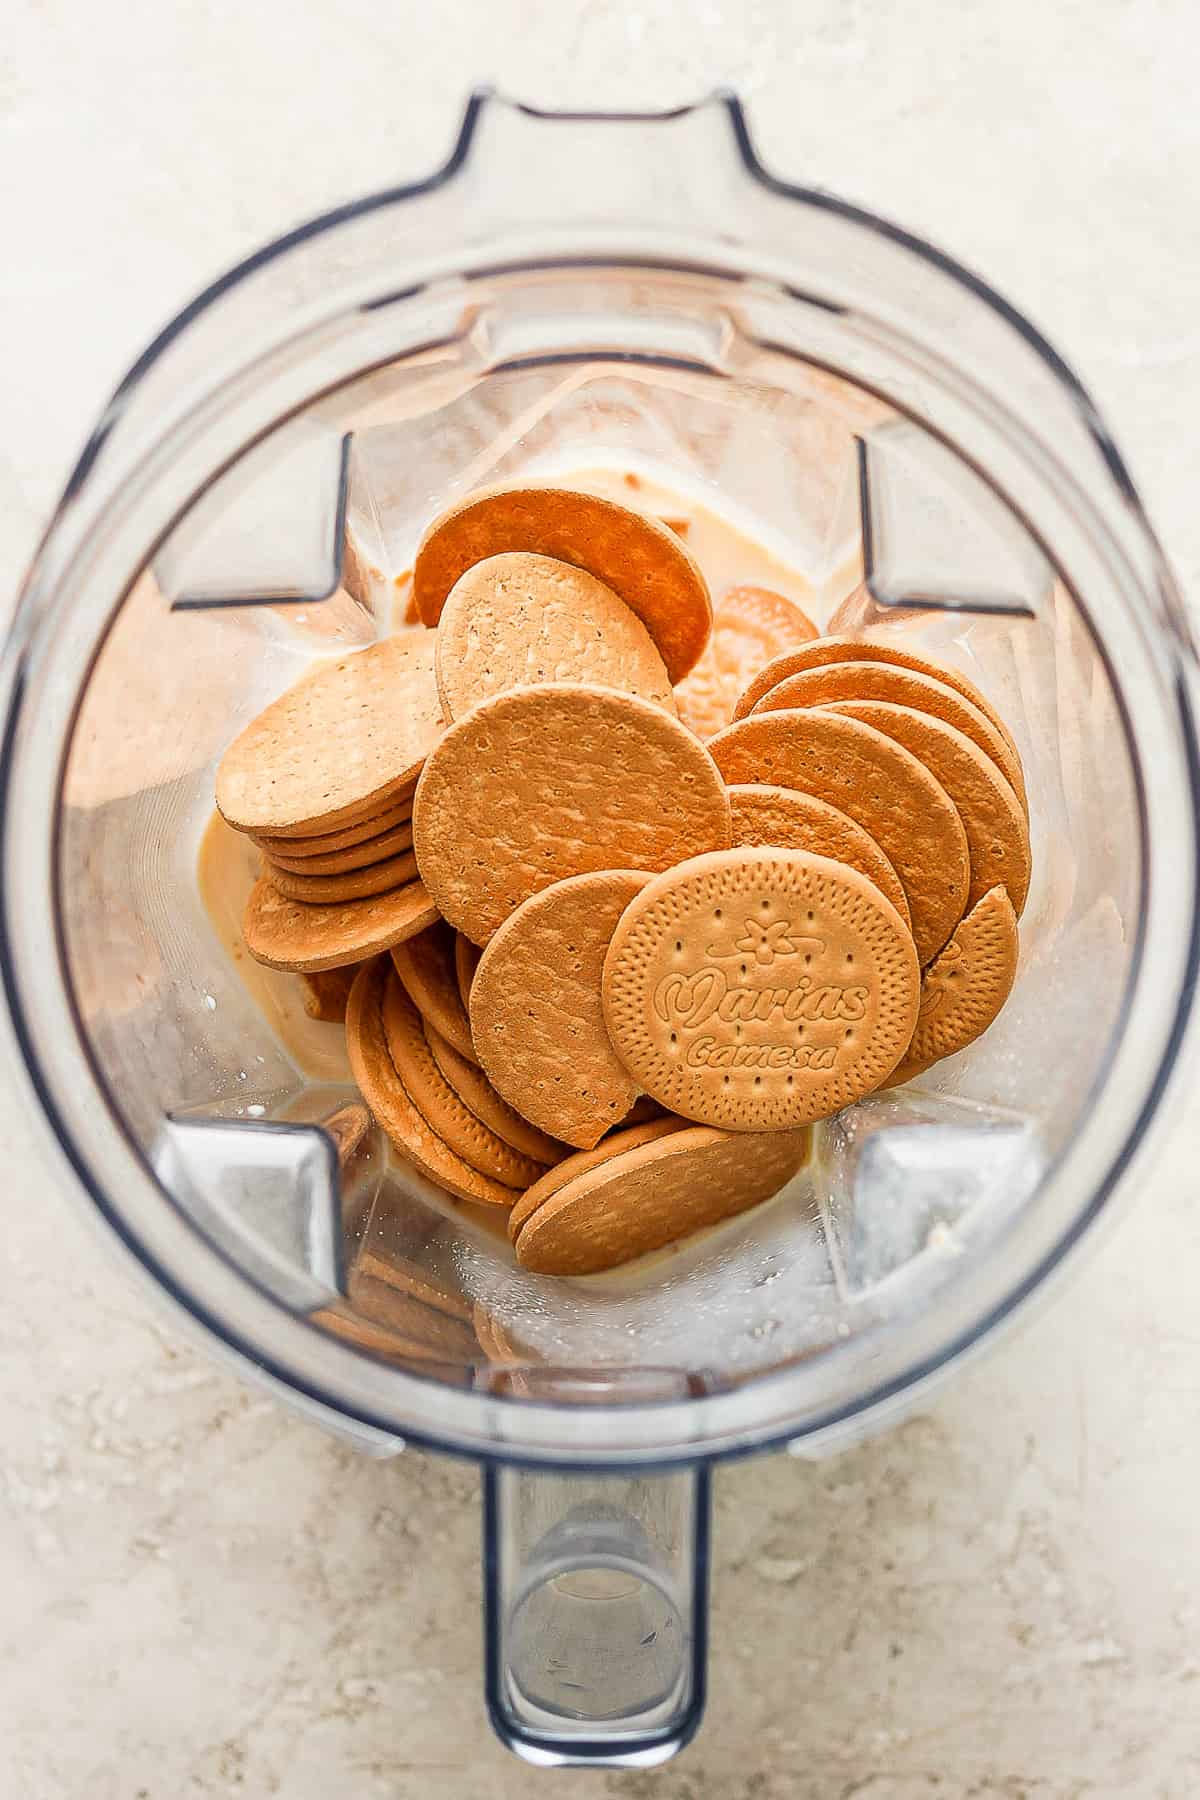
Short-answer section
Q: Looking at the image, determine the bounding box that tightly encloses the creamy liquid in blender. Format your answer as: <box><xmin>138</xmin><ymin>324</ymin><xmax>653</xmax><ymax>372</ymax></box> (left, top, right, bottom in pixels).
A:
<box><xmin>198</xmin><ymin>469</ymin><xmax>820</xmax><ymax>1082</ymax></box>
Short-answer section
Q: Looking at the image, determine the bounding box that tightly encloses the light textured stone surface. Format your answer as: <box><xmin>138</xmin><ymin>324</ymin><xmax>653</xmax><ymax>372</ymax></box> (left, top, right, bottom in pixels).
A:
<box><xmin>3</xmin><ymin>2</ymin><xmax>1200</xmax><ymax>1794</ymax></box>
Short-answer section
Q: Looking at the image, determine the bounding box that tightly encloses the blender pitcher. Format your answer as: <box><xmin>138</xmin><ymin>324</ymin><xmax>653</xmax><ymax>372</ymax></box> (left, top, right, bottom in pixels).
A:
<box><xmin>3</xmin><ymin>93</ymin><xmax>1198</xmax><ymax>1768</ymax></box>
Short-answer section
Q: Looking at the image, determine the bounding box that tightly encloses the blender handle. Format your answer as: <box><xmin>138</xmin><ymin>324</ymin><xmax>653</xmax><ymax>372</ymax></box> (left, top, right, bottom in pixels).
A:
<box><xmin>482</xmin><ymin>1462</ymin><xmax>710</xmax><ymax>1767</ymax></box>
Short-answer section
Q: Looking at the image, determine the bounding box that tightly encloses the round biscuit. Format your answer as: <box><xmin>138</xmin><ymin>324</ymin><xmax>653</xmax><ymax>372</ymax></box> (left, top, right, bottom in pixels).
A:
<box><xmin>514</xmin><ymin>1125</ymin><xmax>813</xmax><ymax>1276</ymax></box>
<box><xmin>382</xmin><ymin>971</ymin><xmax>548</xmax><ymax>1188</ymax></box>
<box><xmin>886</xmin><ymin>886</ymin><xmax>1020</xmax><ymax>1085</ymax></box>
<box><xmin>253</xmin><ymin>792</ymin><xmax>414</xmax><ymax>858</ymax></box>
<box><xmin>749</xmin><ymin>660</ymin><xmax>1026</xmax><ymax>808</ymax></box>
<box><xmin>469</xmin><ymin>869</ymin><xmax>653</xmax><ymax>1150</ymax></box>
<box><xmin>675</xmin><ymin>585</ymin><xmax>818</xmax><ymax>740</ymax></box>
<box><xmin>390</xmin><ymin>919</ymin><xmax>477</xmax><ymax>1062</ymax></box>
<box><xmin>265</xmin><ymin>849</ymin><xmax>418</xmax><ymax>903</ymax></box>
<box><xmin>820</xmin><ymin>700</ymin><xmax>1030</xmax><ymax>916</ymax></box>
<box><xmin>413</xmin><ymin>484</ymin><xmax>713</xmax><ymax>682</ymax></box>
<box><xmin>425</xmin><ymin>1023</ymin><xmax>566</xmax><ymax>1165</ymax></box>
<box><xmin>261</xmin><ymin>818</ymin><xmax>414</xmax><ymax>876</ymax></box>
<box><xmin>733</xmin><ymin>632</ymin><xmax>1019</xmax><ymax>744</ymax></box>
<box><xmin>216</xmin><ymin>635</ymin><xmax>442</xmax><ymax>836</ymax></box>
<box><xmin>708</xmin><ymin>710</ymin><xmax>968</xmax><ymax>964</ymax></box>
<box><xmin>413</xmin><ymin>683</ymin><xmax>731</xmax><ymax>945</ymax></box>
<box><xmin>728</xmin><ymin>783</ymin><xmax>910</xmax><ymax>928</ymax></box>
<box><xmin>434</xmin><ymin>552</ymin><xmax>675</xmax><ymax>720</ymax></box>
<box><xmin>344</xmin><ymin>958</ymin><xmax>515</xmax><ymax>1207</ymax></box>
<box><xmin>602</xmin><ymin>848</ymin><xmax>920</xmax><ymax>1131</ymax></box>
<box><xmin>243</xmin><ymin>875</ymin><xmax>439</xmax><ymax>972</ymax></box>
<box><xmin>506</xmin><ymin>1115</ymin><xmax>691</xmax><ymax>1245</ymax></box>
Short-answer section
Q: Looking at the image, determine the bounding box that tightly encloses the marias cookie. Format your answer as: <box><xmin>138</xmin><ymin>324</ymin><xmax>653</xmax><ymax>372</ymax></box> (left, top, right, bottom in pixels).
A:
<box><xmin>886</xmin><ymin>885</ymin><xmax>1020</xmax><ymax>1085</ymax></box>
<box><xmin>390</xmin><ymin>918</ymin><xmax>477</xmax><ymax>1062</ymax></box>
<box><xmin>820</xmin><ymin>700</ymin><xmax>1030</xmax><ymax>915</ymax></box>
<box><xmin>674</xmin><ymin>585</ymin><xmax>818</xmax><ymax>740</ymax></box>
<box><xmin>264</xmin><ymin>847</ymin><xmax>418</xmax><ymax>904</ymax></box>
<box><xmin>512</xmin><ymin>1122</ymin><xmax>813</xmax><ymax>1276</ymax></box>
<box><xmin>413</xmin><ymin>483</ymin><xmax>713</xmax><ymax>682</ymax></box>
<box><xmin>727</xmin><ymin>784</ymin><xmax>910</xmax><ymax>928</ymax></box>
<box><xmin>749</xmin><ymin>659</ymin><xmax>1026</xmax><ymax>807</ymax></box>
<box><xmin>434</xmin><ymin>552</ymin><xmax>675</xmax><ymax>720</ymax></box>
<box><xmin>603</xmin><ymin>847</ymin><xmax>920</xmax><ymax>1130</ymax></box>
<box><xmin>217</xmin><ymin>635</ymin><xmax>442</xmax><ymax>837</ymax></box>
<box><xmin>344</xmin><ymin>958</ymin><xmax>516</xmax><ymax>1207</ymax></box>
<box><xmin>708</xmin><ymin>709</ymin><xmax>968</xmax><ymax>964</ymax></box>
<box><xmin>414</xmin><ymin>683</ymin><xmax>731</xmax><ymax>944</ymax></box>
<box><xmin>469</xmin><ymin>869</ymin><xmax>652</xmax><ymax>1149</ymax></box>
<box><xmin>243</xmin><ymin>875</ymin><xmax>439</xmax><ymax>971</ymax></box>
<box><xmin>733</xmin><ymin>633</ymin><xmax>1021</xmax><ymax>760</ymax></box>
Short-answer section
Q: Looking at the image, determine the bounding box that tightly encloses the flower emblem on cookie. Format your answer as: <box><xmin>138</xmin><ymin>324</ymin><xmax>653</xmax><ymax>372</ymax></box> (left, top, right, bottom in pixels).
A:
<box><xmin>708</xmin><ymin>914</ymin><xmax>823</xmax><ymax>967</ymax></box>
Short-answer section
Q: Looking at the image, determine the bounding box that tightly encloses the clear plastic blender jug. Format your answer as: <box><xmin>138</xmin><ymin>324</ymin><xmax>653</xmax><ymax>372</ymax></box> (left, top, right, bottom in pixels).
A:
<box><xmin>3</xmin><ymin>94</ymin><xmax>1198</xmax><ymax>1768</ymax></box>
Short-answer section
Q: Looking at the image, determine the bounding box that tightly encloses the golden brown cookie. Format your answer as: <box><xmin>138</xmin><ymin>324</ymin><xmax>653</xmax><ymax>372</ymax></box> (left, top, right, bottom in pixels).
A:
<box><xmin>412</xmin><ymin>484</ymin><xmax>713</xmax><ymax>682</ymax></box>
<box><xmin>603</xmin><ymin>848</ymin><xmax>920</xmax><ymax>1131</ymax></box>
<box><xmin>300</xmin><ymin>965</ymin><xmax>358</xmax><ymax>1022</ymax></box>
<box><xmin>886</xmin><ymin>885</ymin><xmax>1019</xmax><ymax>1085</ymax></box>
<box><xmin>346</xmin><ymin>1270</ymin><xmax>479</xmax><ymax>1362</ymax></box>
<box><xmin>261</xmin><ymin>817</ymin><xmax>414</xmax><ymax>876</ymax></box>
<box><xmin>749</xmin><ymin>660</ymin><xmax>1026</xmax><ymax>809</ymax></box>
<box><xmin>733</xmin><ymin>633</ymin><xmax>1020</xmax><ymax>755</ymax></box>
<box><xmin>434</xmin><ymin>552</ymin><xmax>676</xmax><ymax>721</ymax></box>
<box><xmin>454</xmin><ymin>934</ymin><xmax>480</xmax><ymax>1011</ymax></box>
<box><xmin>728</xmin><ymin>783</ymin><xmax>910</xmax><ymax>929</ymax></box>
<box><xmin>313</xmin><ymin>1304</ymin><xmax>472</xmax><ymax>1371</ymax></box>
<box><xmin>413</xmin><ymin>684</ymin><xmax>731</xmax><ymax>945</ymax></box>
<box><xmin>513</xmin><ymin>1124</ymin><xmax>813</xmax><ymax>1276</ymax></box>
<box><xmin>216</xmin><ymin>635</ymin><xmax>442</xmax><ymax>837</ymax></box>
<box><xmin>265</xmin><ymin>848</ymin><xmax>418</xmax><ymax>903</ymax></box>
<box><xmin>354</xmin><ymin>1239</ymin><xmax>474</xmax><ymax>1322</ymax></box>
<box><xmin>390</xmin><ymin>919</ymin><xmax>477</xmax><ymax>1062</ymax></box>
<box><xmin>469</xmin><ymin>869</ymin><xmax>653</xmax><ymax>1150</ymax></box>
<box><xmin>344</xmin><ymin>958</ymin><xmax>516</xmax><ymax>1207</ymax></box>
<box><xmin>674</xmin><ymin>585</ymin><xmax>819</xmax><ymax>740</ymax></box>
<box><xmin>425</xmin><ymin>1023</ymin><xmax>565</xmax><ymax>1165</ymax></box>
<box><xmin>821</xmin><ymin>700</ymin><xmax>1031</xmax><ymax>916</ymax></box>
<box><xmin>253</xmin><ymin>792</ymin><xmax>414</xmax><ymax>858</ymax></box>
<box><xmin>506</xmin><ymin>1115</ymin><xmax>691</xmax><ymax>1244</ymax></box>
<box><xmin>708</xmin><ymin>711</ymin><xmax>969</xmax><ymax>964</ymax></box>
<box><xmin>382</xmin><ymin>971</ymin><xmax>548</xmax><ymax>1187</ymax></box>
<box><xmin>243</xmin><ymin>875</ymin><xmax>439</xmax><ymax>972</ymax></box>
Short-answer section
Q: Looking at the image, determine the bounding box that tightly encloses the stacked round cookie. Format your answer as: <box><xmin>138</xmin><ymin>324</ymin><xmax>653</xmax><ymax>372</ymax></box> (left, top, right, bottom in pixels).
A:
<box><xmin>214</xmin><ymin>483</ymin><xmax>1028</xmax><ymax>1276</ymax></box>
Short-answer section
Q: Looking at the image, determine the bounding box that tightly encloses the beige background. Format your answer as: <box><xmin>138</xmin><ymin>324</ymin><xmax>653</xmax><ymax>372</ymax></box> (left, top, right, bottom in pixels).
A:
<box><xmin>3</xmin><ymin>3</ymin><xmax>1200</xmax><ymax>1795</ymax></box>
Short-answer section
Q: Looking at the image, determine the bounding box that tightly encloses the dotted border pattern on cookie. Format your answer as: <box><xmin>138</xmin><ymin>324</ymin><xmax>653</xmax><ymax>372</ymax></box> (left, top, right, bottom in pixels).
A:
<box><xmin>887</xmin><ymin>884</ymin><xmax>1020</xmax><ymax>1085</ymax></box>
<box><xmin>727</xmin><ymin>783</ymin><xmax>911</xmax><ymax>930</ymax></box>
<box><xmin>708</xmin><ymin>709</ymin><xmax>969</xmax><ymax>966</ymax></box>
<box><xmin>602</xmin><ymin>847</ymin><xmax>920</xmax><ymax>1132</ymax></box>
